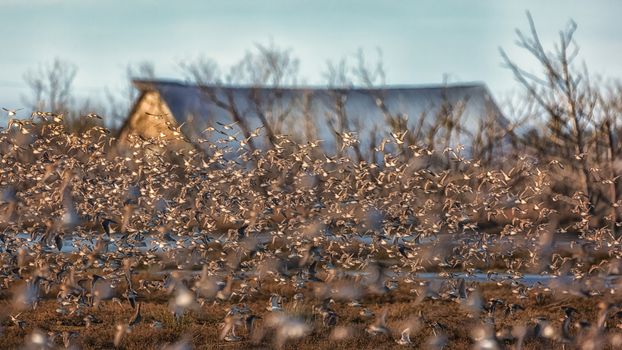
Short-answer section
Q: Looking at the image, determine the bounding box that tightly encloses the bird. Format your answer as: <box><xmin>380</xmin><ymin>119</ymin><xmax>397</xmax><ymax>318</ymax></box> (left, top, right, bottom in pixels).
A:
<box><xmin>366</xmin><ymin>309</ymin><xmax>390</xmax><ymax>335</ymax></box>
<box><xmin>245</xmin><ymin>314</ymin><xmax>262</xmax><ymax>336</ymax></box>
<box><xmin>360</xmin><ymin>308</ymin><xmax>375</xmax><ymax>318</ymax></box>
<box><xmin>267</xmin><ymin>294</ymin><xmax>283</xmax><ymax>312</ymax></box>
<box><xmin>124</xmin><ymin>287</ymin><xmax>138</xmax><ymax>309</ymax></box>
<box><xmin>114</xmin><ymin>323</ymin><xmax>129</xmax><ymax>347</ymax></box>
<box><xmin>396</xmin><ymin>327</ymin><xmax>412</xmax><ymax>345</ymax></box>
<box><xmin>220</xmin><ymin>308</ymin><xmax>244</xmax><ymax>342</ymax></box>
<box><xmin>61</xmin><ymin>331</ymin><xmax>78</xmax><ymax>349</ymax></box>
<box><xmin>2</xmin><ymin>107</ymin><xmax>23</xmax><ymax>117</ymax></box>
<box><xmin>101</xmin><ymin>218</ymin><xmax>117</xmax><ymax>236</ymax></box>
<box><xmin>82</xmin><ymin>113</ymin><xmax>103</xmax><ymax>120</ymax></box>
<box><xmin>54</xmin><ymin>234</ymin><xmax>63</xmax><ymax>252</ymax></box>
<box><xmin>10</xmin><ymin>313</ymin><xmax>26</xmax><ymax>331</ymax></box>
<box><xmin>457</xmin><ymin>278</ymin><xmax>467</xmax><ymax>300</ymax></box>
<box><xmin>129</xmin><ymin>302</ymin><xmax>142</xmax><ymax>326</ymax></box>
<box><xmin>322</xmin><ymin>309</ymin><xmax>338</xmax><ymax>327</ymax></box>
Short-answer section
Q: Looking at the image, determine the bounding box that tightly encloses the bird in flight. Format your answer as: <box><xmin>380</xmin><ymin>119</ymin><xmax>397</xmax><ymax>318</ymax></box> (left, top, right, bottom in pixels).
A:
<box><xmin>2</xmin><ymin>107</ymin><xmax>23</xmax><ymax>117</ymax></box>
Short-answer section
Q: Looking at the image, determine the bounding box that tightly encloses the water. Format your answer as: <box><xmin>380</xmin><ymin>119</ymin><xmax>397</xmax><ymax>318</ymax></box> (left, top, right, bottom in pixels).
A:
<box><xmin>8</xmin><ymin>231</ymin><xmax>618</xmax><ymax>290</ymax></box>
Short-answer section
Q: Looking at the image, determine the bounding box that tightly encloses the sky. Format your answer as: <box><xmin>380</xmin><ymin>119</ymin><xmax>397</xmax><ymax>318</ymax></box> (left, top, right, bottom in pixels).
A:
<box><xmin>1</xmin><ymin>0</ymin><xmax>622</xmax><ymax>118</ymax></box>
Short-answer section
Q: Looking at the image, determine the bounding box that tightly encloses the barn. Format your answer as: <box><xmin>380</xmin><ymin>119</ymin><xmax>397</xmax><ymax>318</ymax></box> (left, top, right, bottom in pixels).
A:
<box><xmin>118</xmin><ymin>79</ymin><xmax>508</xmax><ymax>157</ymax></box>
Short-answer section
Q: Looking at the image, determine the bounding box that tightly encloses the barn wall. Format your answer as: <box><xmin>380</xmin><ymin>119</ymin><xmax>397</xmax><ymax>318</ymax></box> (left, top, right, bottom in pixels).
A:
<box><xmin>118</xmin><ymin>91</ymin><xmax>177</xmax><ymax>142</ymax></box>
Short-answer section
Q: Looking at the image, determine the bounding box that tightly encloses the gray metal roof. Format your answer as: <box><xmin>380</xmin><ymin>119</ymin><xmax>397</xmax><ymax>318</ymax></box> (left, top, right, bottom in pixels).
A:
<box><xmin>129</xmin><ymin>79</ymin><xmax>506</xmax><ymax>152</ymax></box>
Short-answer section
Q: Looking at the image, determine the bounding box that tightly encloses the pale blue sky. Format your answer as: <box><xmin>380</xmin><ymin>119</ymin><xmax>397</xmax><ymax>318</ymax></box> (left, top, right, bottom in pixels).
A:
<box><xmin>1</xmin><ymin>0</ymin><xmax>621</xmax><ymax>114</ymax></box>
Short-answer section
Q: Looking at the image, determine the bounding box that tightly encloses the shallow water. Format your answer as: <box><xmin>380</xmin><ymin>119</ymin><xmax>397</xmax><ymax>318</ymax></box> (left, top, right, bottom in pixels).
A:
<box><xmin>8</xmin><ymin>231</ymin><xmax>617</xmax><ymax>290</ymax></box>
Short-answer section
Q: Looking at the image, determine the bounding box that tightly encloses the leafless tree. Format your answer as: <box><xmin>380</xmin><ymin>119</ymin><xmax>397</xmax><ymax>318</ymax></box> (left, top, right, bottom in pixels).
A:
<box><xmin>180</xmin><ymin>56</ymin><xmax>257</xmax><ymax>151</ymax></box>
<box><xmin>321</xmin><ymin>49</ymin><xmax>386</xmax><ymax>162</ymax></box>
<box><xmin>501</xmin><ymin>11</ymin><xmax>601</xmax><ymax>214</ymax></box>
<box><xmin>22</xmin><ymin>58</ymin><xmax>77</xmax><ymax>113</ymax></box>
<box><xmin>106</xmin><ymin>61</ymin><xmax>156</xmax><ymax>128</ymax></box>
<box><xmin>595</xmin><ymin>82</ymin><xmax>622</xmax><ymax>233</ymax></box>
<box><xmin>181</xmin><ymin>41</ymin><xmax>302</xmax><ymax>150</ymax></box>
<box><xmin>230</xmin><ymin>40</ymin><xmax>300</xmax><ymax>87</ymax></box>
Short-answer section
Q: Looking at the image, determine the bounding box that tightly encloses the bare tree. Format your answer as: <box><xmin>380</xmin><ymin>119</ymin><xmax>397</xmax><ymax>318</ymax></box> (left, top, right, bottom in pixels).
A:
<box><xmin>22</xmin><ymin>58</ymin><xmax>77</xmax><ymax>113</ymax></box>
<box><xmin>21</xmin><ymin>58</ymin><xmax>111</xmax><ymax>132</ymax></box>
<box><xmin>595</xmin><ymin>82</ymin><xmax>622</xmax><ymax>234</ymax></box>
<box><xmin>229</xmin><ymin>40</ymin><xmax>300</xmax><ymax>87</ymax></box>
<box><xmin>352</xmin><ymin>48</ymin><xmax>386</xmax><ymax>87</ymax></box>
<box><xmin>180</xmin><ymin>56</ymin><xmax>258</xmax><ymax>151</ymax></box>
<box><xmin>180</xmin><ymin>41</ymin><xmax>301</xmax><ymax>149</ymax></box>
<box><xmin>179</xmin><ymin>56</ymin><xmax>221</xmax><ymax>84</ymax></box>
<box><xmin>500</xmin><ymin>12</ymin><xmax>600</xmax><ymax>213</ymax></box>
<box><xmin>323</xmin><ymin>57</ymin><xmax>352</xmax><ymax>88</ymax></box>
<box><xmin>321</xmin><ymin>49</ymin><xmax>386</xmax><ymax>162</ymax></box>
<box><xmin>106</xmin><ymin>61</ymin><xmax>156</xmax><ymax>128</ymax></box>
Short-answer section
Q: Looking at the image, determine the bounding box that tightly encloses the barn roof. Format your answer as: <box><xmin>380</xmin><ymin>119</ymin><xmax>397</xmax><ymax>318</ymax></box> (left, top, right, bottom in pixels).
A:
<box><xmin>122</xmin><ymin>79</ymin><xmax>507</xmax><ymax>151</ymax></box>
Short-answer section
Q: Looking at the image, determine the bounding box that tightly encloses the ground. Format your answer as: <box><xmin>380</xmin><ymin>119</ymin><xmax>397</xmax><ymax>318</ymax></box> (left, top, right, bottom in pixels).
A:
<box><xmin>1</xmin><ymin>279</ymin><xmax>620</xmax><ymax>350</ymax></box>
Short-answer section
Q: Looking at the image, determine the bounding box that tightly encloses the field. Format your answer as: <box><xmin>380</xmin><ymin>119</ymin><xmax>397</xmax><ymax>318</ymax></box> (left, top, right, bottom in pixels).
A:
<box><xmin>1</xmin><ymin>281</ymin><xmax>620</xmax><ymax>350</ymax></box>
<box><xmin>2</xmin><ymin>115</ymin><xmax>622</xmax><ymax>350</ymax></box>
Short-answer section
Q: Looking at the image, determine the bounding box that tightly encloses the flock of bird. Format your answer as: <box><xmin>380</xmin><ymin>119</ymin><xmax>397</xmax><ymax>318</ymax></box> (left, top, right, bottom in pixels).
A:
<box><xmin>1</xmin><ymin>109</ymin><xmax>622</xmax><ymax>349</ymax></box>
